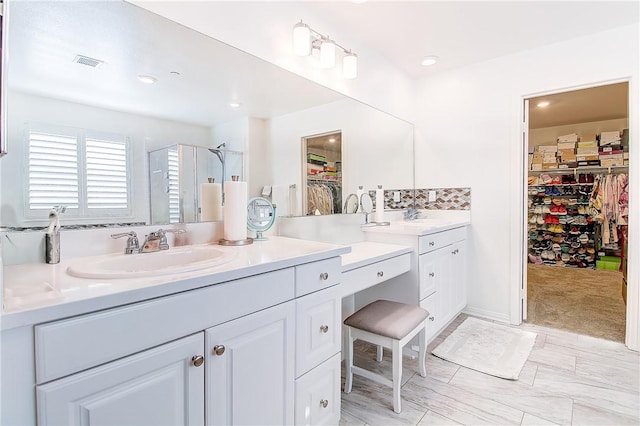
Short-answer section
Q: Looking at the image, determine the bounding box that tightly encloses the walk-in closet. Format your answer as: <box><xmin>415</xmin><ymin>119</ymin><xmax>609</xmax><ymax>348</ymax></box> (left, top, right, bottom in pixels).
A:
<box><xmin>525</xmin><ymin>82</ymin><xmax>629</xmax><ymax>342</ymax></box>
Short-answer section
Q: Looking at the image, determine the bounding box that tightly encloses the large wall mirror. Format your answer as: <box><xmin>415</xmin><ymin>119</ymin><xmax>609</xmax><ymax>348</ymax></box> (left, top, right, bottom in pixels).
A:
<box><xmin>0</xmin><ymin>0</ymin><xmax>414</xmax><ymax>229</ymax></box>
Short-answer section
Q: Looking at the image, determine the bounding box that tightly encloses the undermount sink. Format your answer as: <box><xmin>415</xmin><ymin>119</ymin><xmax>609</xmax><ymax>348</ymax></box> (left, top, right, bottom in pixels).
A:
<box><xmin>67</xmin><ymin>245</ymin><xmax>235</xmax><ymax>279</ymax></box>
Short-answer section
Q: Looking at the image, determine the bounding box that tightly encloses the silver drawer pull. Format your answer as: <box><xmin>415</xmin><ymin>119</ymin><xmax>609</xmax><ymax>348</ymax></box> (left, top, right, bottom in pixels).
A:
<box><xmin>320</xmin><ymin>325</ymin><xmax>329</xmax><ymax>333</ymax></box>
<box><xmin>429</xmin><ymin>272</ymin><xmax>435</xmax><ymax>277</ymax></box>
<box><xmin>377</xmin><ymin>271</ymin><xmax>384</xmax><ymax>277</ymax></box>
<box><xmin>320</xmin><ymin>399</ymin><xmax>329</xmax><ymax>408</ymax></box>
<box><xmin>429</xmin><ymin>316</ymin><xmax>435</xmax><ymax>321</ymax></box>
<box><xmin>213</xmin><ymin>345</ymin><xmax>226</xmax><ymax>356</ymax></box>
<box><xmin>191</xmin><ymin>355</ymin><xmax>204</xmax><ymax>367</ymax></box>
<box><xmin>429</xmin><ymin>241</ymin><xmax>435</xmax><ymax>246</ymax></box>
<box><xmin>319</xmin><ymin>272</ymin><xmax>329</xmax><ymax>281</ymax></box>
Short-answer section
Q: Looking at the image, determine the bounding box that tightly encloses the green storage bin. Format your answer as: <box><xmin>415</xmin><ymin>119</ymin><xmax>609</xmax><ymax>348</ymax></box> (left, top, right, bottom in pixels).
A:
<box><xmin>596</xmin><ymin>259</ymin><xmax>620</xmax><ymax>270</ymax></box>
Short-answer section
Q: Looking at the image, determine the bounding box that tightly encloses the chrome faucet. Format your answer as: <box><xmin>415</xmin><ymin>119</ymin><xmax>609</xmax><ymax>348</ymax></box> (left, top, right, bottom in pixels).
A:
<box><xmin>111</xmin><ymin>231</ymin><xmax>140</xmax><ymax>254</ymax></box>
<box><xmin>404</xmin><ymin>207</ymin><xmax>421</xmax><ymax>221</ymax></box>
<box><xmin>141</xmin><ymin>229</ymin><xmax>186</xmax><ymax>253</ymax></box>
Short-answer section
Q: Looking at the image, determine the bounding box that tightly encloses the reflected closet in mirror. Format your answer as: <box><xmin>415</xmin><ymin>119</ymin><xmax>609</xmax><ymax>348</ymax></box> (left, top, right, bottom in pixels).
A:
<box><xmin>303</xmin><ymin>131</ymin><xmax>342</xmax><ymax>215</ymax></box>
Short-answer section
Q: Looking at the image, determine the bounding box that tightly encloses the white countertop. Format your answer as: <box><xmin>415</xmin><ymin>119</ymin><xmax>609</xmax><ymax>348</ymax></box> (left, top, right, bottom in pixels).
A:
<box><xmin>1</xmin><ymin>236</ymin><xmax>350</xmax><ymax>330</ymax></box>
<box><xmin>341</xmin><ymin>241</ymin><xmax>413</xmax><ymax>272</ymax></box>
<box><xmin>362</xmin><ymin>216</ymin><xmax>471</xmax><ymax>236</ymax></box>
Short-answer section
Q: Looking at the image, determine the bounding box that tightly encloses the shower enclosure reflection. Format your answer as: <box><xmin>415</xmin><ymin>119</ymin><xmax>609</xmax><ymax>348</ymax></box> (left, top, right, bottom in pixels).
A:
<box><xmin>148</xmin><ymin>144</ymin><xmax>243</xmax><ymax>224</ymax></box>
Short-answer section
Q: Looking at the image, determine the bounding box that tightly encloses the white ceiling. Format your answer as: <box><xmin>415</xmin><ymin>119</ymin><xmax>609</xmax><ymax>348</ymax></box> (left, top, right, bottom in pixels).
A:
<box><xmin>306</xmin><ymin>1</ymin><xmax>640</xmax><ymax>78</ymax></box>
<box><xmin>7</xmin><ymin>1</ymin><xmax>638</xmax><ymax>128</ymax></box>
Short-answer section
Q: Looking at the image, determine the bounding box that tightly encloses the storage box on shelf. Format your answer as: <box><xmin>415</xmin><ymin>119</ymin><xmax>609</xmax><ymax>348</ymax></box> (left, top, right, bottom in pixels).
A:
<box><xmin>527</xmin><ymin>173</ymin><xmax>598</xmax><ymax>269</ymax></box>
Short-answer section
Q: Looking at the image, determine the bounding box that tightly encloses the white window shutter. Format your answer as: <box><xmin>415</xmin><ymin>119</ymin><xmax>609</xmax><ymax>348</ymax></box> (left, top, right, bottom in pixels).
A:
<box><xmin>28</xmin><ymin>131</ymin><xmax>79</xmax><ymax>210</ymax></box>
<box><xmin>167</xmin><ymin>148</ymin><xmax>180</xmax><ymax>223</ymax></box>
<box><xmin>85</xmin><ymin>138</ymin><xmax>128</xmax><ymax>210</ymax></box>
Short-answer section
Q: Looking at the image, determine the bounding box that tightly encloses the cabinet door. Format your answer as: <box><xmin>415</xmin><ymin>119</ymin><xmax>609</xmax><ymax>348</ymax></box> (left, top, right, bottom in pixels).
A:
<box><xmin>450</xmin><ymin>240</ymin><xmax>467</xmax><ymax>315</ymax></box>
<box><xmin>37</xmin><ymin>333</ymin><xmax>205</xmax><ymax>426</ymax></box>
<box><xmin>206</xmin><ymin>301</ymin><xmax>295</xmax><ymax>426</ymax></box>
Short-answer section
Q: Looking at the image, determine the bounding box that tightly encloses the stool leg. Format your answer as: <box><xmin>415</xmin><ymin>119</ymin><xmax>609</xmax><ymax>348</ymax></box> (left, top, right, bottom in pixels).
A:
<box><xmin>392</xmin><ymin>339</ymin><xmax>402</xmax><ymax>413</ymax></box>
<box><xmin>376</xmin><ymin>345</ymin><xmax>383</xmax><ymax>362</ymax></box>
<box><xmin>418</xmin><ymin>321</ymin><xmax>427</xmax><ymax>377</ymax></box>
<box><xmin>344</xmin><ymin>327</ymin><xmax>354</xmax><ymax>393</ymax></box>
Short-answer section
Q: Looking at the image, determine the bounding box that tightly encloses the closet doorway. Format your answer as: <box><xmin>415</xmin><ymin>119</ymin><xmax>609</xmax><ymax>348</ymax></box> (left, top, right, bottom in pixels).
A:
<box><xmin>523</xmin><ymin>82</ymin><xmax>630</xmax><ymax>342</ymax></box>
<box><xmin>302</xmin><ymin>131</ymin><xmax>343</xmax><ymax>215</ymax></box>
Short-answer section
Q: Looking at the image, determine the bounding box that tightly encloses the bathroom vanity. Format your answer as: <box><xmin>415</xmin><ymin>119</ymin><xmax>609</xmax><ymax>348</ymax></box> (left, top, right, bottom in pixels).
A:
<box><xmin>1</xmin><ymin>237</ymin><xmax>348</xmax><ymax>426</ymax></box>
<box><xmin>360</xmin><ymin>218</ymin><xmax>470</xmax><ymax>342</ymax></box>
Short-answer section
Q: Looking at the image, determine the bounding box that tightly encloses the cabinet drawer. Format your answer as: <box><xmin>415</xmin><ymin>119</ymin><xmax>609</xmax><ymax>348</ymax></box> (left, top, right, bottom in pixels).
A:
<box><xmin>295</xmin><ymin>257</ymin><xmax>341</xmax><ymax>297</ymax></box>
<box><xmin>418</xmin><ymin>226</ymin><xmax>467</xmax><ymax>254</ymax></box>
<box><xmin>295</xmin><ymin>353</ymin><xmax>341</xmax><ymax>426</ymax></box>
<box><xmin>340</xmin><ymin>253</ymin><xmax>411</xmax><ymax>298</ymax></box>
<box><xmin>295</xmin><ymin>287</ymin><xmax>341</xmax><ymax>377</ymax></box>
<box><xmin>420</xmin><ymin>293</ymin><xmax>438</xmax><ymax>342</ymax></box>
<box><xmin>35</xmin><ymin>268</ymin><xmax>295</xmax><ymax>384</ymax></box>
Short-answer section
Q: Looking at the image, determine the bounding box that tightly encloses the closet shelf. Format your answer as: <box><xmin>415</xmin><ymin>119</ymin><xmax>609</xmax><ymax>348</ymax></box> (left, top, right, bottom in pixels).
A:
<box><xmin>529</xmin><ymin>183</ymin><xmax>594</xmax><ymax>187</ymax></box>
<box><xmin>529</xmin><ymin>165</ymin><xmax>628</xmax><ymax>175</ymax></box>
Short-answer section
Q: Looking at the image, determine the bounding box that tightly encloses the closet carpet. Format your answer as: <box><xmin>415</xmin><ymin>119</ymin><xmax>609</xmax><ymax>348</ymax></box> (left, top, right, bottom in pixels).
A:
<box><xmin>527</xmin><ymin>264</ymin><xmax>626</xmax><ymax>342</ymax></box>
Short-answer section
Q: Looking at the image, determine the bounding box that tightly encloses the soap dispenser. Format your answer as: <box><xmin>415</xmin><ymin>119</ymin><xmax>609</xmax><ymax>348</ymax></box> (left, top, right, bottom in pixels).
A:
<box><xmin>45</xmin><ymin>206</ymin><xmax>66</xmax><ymax>264</ymax></box>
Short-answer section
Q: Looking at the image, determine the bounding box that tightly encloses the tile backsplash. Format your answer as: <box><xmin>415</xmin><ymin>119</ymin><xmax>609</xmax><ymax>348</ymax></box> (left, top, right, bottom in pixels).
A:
<box><xmin>371</xmin><ymin>187</ymin><xmax>472</xmax><ymax>210</ymax></box>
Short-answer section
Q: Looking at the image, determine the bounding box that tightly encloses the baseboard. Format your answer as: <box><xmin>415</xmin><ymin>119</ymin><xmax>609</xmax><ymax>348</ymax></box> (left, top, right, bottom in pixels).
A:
<box><xmin>463</xmin><ymin>306</ymin><xmax>511</xmax><ymax>324</ymax></box>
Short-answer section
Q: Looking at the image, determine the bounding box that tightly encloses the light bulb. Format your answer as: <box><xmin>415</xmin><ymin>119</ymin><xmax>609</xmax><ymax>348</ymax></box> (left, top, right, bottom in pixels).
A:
<box><xmin>421</xmin><ymin>56</ymin><xmax>438</xmax><ymax>66</ymax></box>
<box><xmin>320</xmin><ymin>38</ymin><xmax>336</xmax><ymax>68</ymax></box>
<box><xmin>293</xmin><ymin>21</ymin><xmax>311</xmax><ymax>56</ymax></box>
<box><xmin>343</xmin><ymin>52</ymin><xmax>358</xmax><ymax>79</ymax></box>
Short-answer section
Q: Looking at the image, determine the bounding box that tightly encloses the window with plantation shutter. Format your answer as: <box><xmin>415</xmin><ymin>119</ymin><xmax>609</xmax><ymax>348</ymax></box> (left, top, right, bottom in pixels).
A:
<box><xmin>26</xmin><ymin>124</ymin><xmax>132</xmax><ymax>221</ymax></box>
<box><xmin>86</xmin><ymin>137</ymin><xmax>128</xmax><ymax>210</ymax></box>
<box><xmin>167</xmin><ymin>147</ymin><xmax>180</xmax><ymax>223</ymax></box>
<box><xmin>28</xmin><ymin>131</ymin><xmax>80</xmax><ymax>210</ymax></box>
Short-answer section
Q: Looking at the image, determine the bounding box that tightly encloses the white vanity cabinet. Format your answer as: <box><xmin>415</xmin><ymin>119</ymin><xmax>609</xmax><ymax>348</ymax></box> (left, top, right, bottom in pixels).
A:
<box><xmin>37</xmin><ymin>333</ymin><xmax>205</xmax><ymax>426</ymax></box>
<box><xmin>418</xmin><ymin>238</ymin><xmax>467</xmax><ymax>340</ymax></box>
<box><xmin>1</xmin><ymin>248</ymin><xmax>344</xmax><ymax>426</ymax></box>
<box><xmin>364</xmin><ymin>226</ymin><xmax>468</xmax><ymax>342</ymax></box>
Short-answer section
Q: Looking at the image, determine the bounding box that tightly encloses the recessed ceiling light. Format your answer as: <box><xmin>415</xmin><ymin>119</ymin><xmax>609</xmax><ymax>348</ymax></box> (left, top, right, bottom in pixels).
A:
<box><xmin>137</xmin><ymin>75</ymin><xmax>157</xmax><ymax>84</ymax></box>
<box><xmin>352</xmin><ymin>0</ymin><xmax>368</xmax><ymax>3</ymax></box>
<box><xmin>537</xmin><ymin>101</ymin><xmax>550</xmax><ymax>108</ymax></box>
<box><xmin>421</xmin><ymin>56</ymin><xmax>438</xmax><ymax>66</ymax></box>
<box><xmin>229</xmin><ymin>102</ymin><xmax>241</xmax><ymax>108</ymax></box>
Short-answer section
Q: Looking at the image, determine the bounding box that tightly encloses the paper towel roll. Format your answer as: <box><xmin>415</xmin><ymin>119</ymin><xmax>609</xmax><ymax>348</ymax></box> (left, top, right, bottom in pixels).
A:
<box><xmin>374</xmin><ymin>185</ymin><xmax>385</xmax><ymax>223</ymax></box>
<box><xmin>223</xmin><ymin>179</ymin><xmax>248</xmax><ymax>241</ymax></box>
<box><xmin>200</xmin><ymin>182</ymin><xmax>222</xmax><ymax>222</ymax></box>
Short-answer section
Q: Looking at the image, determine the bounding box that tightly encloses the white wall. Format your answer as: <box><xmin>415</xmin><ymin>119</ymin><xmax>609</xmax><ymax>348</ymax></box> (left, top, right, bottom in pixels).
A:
<box><xmin>414</xmin><ymin>24</ymin><xmax>639</xmax><ymax>348</ymax></box>
<box><xmin>1</xmin><ymin>91</ymin><xmax>211</xmax><ymax>227</ymax></box>
<box><xmin>129</xmin><ymin>1</ymin><xmax>415</xmax><ymax>122</ymax></box>
<box><xmin>529</xmin><ymin>118</ymin><xmax>629</xmax><ymax>148</ymax></box>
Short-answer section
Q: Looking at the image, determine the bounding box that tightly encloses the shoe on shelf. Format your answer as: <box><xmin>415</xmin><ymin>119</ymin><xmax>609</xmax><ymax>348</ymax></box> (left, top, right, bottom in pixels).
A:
<box><xmin>541</xmin><ymin>173</ymin><xmax>553</xmax><ymax>184</ymax></box>
<box><xmin>551</xmin><ymin>187</ymin><xmax>561</xmax><ymax>196</ymax></box>
<box><xmin>578</xmin><ymin>174</ymin><xmax>586</xmax><ymax>183</ymax></box>
<box><xmin>558</xmin><ymin>206</ymin><xmax>567</xmax><ymax>215</ymax></box>
<box><xmin>544</xmin><ymin>196</ymin><xmax>552</xmax><ymax>204</ymax></box>
<box><xmin>537</xmin><ymin>215</ymin><xmax>546</xmax><ymax>225</ymax></box>
<box><xmin>550</xmin><ymin>205</ymin><xmax>559</xmax><ymax>215</ymax></box>
<box><xmin>551</xmin><ymin>176</ymin><xmax>562</xmax><ymax>185</ymax></box>
<box><xmin>586</xmin><ymin>174</ymin><xmax>594</xmax><ymax>183</ymax></box>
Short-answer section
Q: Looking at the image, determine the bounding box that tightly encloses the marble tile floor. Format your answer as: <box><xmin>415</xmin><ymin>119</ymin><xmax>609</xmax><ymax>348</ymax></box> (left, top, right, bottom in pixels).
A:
<box><xmin>340</xmin><ymin>314</ymin><xmax>640</xmax><ymax>426</ymax></box>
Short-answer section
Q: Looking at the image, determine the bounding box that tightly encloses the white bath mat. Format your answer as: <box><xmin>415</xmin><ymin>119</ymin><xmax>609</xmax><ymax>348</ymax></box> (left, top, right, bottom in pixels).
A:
<box><xmin>432</xmin><ymin>317</ymin><xmax>537</xmax><ymax>380</ymax></box>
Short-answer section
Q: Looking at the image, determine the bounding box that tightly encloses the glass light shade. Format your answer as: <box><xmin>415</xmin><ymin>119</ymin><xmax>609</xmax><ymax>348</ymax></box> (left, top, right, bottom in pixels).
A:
<box><xmin>293</xmin><ymin>22</ymin><xmax>311</xmax><ymax>56</ymax></box>
<box><xmin>343</xmin><ymin>52</ymin><xmax>358</xmax><ymax>79</ymax></box>
<box><xmin>320</xmin><ymin>39</ymin><xmax>336</xmax><ymax>68</ymax></box>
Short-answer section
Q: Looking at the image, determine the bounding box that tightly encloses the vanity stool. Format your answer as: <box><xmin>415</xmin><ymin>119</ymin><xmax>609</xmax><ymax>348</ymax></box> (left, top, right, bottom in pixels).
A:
<box><xmin>343</xmin><ymin>299</ymin><xmax>429</xmax><ymax>413</ymax></box>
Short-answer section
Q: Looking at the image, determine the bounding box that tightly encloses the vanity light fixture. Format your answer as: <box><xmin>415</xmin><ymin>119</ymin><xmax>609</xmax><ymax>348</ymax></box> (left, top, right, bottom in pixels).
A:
<box><xmin>293</xmin><ymin>20</ymin><xmax>358</xmax><ymax>79</ymax></box>
<box><xmin>137</xmin><ymin>74</ymin><xmax>157</xmax><ymax>84</ymax></box>
<box><xmin>537</xmin><ymin>101</ymin><xmax>550</xmax><ymax>108</ymax></box>
<box><xmin>421</xmin><ymin>56</ymin><xmax>438</xmax><ymax>66</ymax></box>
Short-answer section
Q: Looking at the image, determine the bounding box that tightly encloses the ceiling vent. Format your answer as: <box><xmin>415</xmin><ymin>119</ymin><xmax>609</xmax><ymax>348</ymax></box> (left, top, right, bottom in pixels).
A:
<box><xmin>73</xmin><ymin>55</ymin><xmax>104</xmax><ymax>68</ymax></box>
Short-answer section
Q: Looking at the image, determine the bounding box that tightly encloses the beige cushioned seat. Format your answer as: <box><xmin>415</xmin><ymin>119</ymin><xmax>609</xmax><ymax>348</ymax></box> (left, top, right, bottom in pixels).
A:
<box><xmin>344</xmin><ymin>300</ymin><xmax>429</xmax><ymax>340</ymax></box>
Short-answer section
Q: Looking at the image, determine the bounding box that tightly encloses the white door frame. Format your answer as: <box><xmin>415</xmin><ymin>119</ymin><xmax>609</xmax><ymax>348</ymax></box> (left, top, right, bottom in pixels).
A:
<box><xmin>517</xmin><ymin>78</ymin><xmax>638</xmax><ymax>350</ymax></box>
